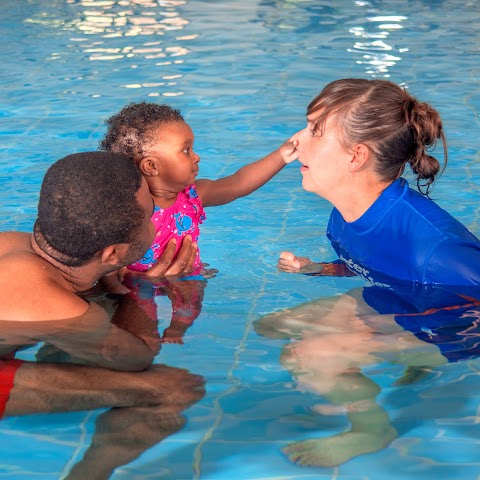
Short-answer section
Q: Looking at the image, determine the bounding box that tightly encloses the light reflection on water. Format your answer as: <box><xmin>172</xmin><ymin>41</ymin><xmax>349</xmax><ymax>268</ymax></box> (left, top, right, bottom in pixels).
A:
<box><xmin>25</xmin><ymin>0</ymin><xmax>191</xmax><ymax>97</ymax></box>
<box><xmin>1</xmin><ymin>1</ymin><xmax>480</xmax><ymax>478</ymax></box>
<box><xmin>349</xmin><ymin>12</ymin><xmax>408</xmax><ymax>77</ymax></box>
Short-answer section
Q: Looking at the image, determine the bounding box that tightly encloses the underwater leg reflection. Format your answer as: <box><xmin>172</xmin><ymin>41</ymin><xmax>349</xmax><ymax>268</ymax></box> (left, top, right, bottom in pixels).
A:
<box><xmin>4</xmin><ymin>362</ymin><xmax>205</xmax><ymax>479</ymax></box>
<box><xmin>255</xmin><ymin>288</ymin><xmax>447</xmax><ymax>467</ymax></box>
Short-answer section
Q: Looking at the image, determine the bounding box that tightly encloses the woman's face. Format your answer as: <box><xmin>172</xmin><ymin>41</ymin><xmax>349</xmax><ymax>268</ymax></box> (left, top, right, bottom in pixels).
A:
<box><xmin>295</xmin><ymin>115</ymin><xmax>352</xmax><ymax>198</ymax></box>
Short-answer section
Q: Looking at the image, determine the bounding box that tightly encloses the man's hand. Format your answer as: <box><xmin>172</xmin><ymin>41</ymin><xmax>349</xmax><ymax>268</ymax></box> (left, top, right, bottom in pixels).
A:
<box><xmin>143</xmin><ymin>235</ymin><xmax>198</xmax><ymax>279</ymax></box>
<box><xmin>199</xmin><ymin>263</ymin><xmax>218</xmax><ymax>279</ymax></box>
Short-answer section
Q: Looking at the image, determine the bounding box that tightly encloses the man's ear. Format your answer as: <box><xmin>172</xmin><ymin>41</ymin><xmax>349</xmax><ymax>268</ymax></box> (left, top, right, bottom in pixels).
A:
<box><xmin>100</xmin><ymin>244</ymin><xmax>129</xmax><ymax>266</ymax></box>
<box><xmin>138</xmin><ymin>157</ymin><xmax>158</xmax><ymax>176</ymax></box>
<box><xmin>349</xmin><ymin>143</ymin><xmax>371</xmax><ymax>172</ymax></box>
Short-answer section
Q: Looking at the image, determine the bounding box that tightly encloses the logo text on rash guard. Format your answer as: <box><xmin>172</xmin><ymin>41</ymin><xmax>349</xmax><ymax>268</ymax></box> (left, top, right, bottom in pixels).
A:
<box><xmin>339</xmin><ymin>254</ymin><xmax>391</xmax><ymax>288</ymax></box>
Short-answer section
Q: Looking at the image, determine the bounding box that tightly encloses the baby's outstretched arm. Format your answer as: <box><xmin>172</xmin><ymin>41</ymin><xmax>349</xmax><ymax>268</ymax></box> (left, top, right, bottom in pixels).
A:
<box><xmin>277</xmin><ymin>251</ymin><xmax>356</xmax><ymax>277</ymax></box>
<box><xmin>196</xmin><ymin>136</ymin><xmax>298</xmax><ymax>207</ymax></box>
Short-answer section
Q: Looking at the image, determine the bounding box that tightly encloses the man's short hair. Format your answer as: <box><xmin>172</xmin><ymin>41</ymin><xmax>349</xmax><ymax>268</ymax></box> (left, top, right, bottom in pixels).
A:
<box><xmin>37</xmin><ymin>151</ymin><xmax>143</xmax><ymax>266</ymax></box>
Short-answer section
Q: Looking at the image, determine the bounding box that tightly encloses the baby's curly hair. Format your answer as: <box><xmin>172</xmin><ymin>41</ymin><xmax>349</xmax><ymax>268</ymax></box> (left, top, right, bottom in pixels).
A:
<box><xmin>100</xmin><ymin>101</ymin><xmax>184</xmax><ymax>160</ymax></box>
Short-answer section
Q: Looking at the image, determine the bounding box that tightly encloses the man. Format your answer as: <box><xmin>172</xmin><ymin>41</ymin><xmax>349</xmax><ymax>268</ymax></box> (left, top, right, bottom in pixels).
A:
<box><xmin>0</xmin><ymin>151</ymin><xmax>197</xmax><ymax>321</ymax></box>
<box><xmin>0</xmin><ymin>151</ymin><xmax>199</xmax><ymax>364</ymax></box>
<box><xmin>0</xmin><ymin>151</ymin><xmax>204</xmax><ymax>477</ymax></box>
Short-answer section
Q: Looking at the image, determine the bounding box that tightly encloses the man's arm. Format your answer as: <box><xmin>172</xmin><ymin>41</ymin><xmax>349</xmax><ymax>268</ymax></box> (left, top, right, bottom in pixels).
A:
<box><xmin>36</xmin><ymin>302</ymin><xmax>158</xmax><ymax>371</ymax></box>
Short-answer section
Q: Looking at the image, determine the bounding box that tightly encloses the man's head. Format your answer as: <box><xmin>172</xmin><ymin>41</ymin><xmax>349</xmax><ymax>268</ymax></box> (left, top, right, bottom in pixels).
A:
<box><xmin>36</xmin><ymin>151</ymin><xmax>154</xmax><ymax>267</ymax></box>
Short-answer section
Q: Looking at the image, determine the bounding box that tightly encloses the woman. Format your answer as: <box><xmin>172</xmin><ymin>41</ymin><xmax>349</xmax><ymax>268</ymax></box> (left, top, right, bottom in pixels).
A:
<box><xmin>280</xmin><ymin>78</ymin><xmax>480</xmax><ymax>288</ymax></box>
<box><xmin>256</xmin><ymin>79</ymin><xmax>480</xmax><ymax>467</ymax></box>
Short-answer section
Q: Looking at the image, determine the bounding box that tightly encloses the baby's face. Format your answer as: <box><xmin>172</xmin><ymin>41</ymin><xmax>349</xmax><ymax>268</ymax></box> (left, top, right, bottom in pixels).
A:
<box><xmin>147</xmin><ymin>121</ymin><xmax>200</xmax><ymax>192</ymax></box>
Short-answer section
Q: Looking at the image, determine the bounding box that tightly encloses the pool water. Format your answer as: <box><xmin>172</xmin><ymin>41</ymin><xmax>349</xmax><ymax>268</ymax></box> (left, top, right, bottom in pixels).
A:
<box><xmin>1</xmin><ymin>0</ymin><xmax>480</xmax><ymax>479</ymax></box>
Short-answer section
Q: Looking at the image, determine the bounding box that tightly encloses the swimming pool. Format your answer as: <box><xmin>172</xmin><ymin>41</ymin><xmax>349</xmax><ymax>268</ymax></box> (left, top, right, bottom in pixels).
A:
<box><xmin>1</xmin><ymin>0</ymin><xmax>480</xmax><ymax>478</ymax></box>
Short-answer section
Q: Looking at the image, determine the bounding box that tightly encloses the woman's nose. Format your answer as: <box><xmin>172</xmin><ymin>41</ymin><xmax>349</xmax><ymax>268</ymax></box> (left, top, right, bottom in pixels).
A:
<box><xmin>299</xmin><ymin>127</ymin><xmax>309</xmax><ymax>140</ymax></box>
<box><xmin>294</xmin><ymin>128</ymin><xmax>308</xmax><ymax>148</ymax></box>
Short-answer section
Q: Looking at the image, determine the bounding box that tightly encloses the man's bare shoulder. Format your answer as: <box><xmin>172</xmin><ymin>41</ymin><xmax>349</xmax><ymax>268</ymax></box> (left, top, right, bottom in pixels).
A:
<box><xmin>0</xmin><ymin>245</ymin><xmax>89</xmax><ymax>321</ymax></box>
<box><xmin>0</xmin><ymin>232</ymin><xmax>32</xmax><ymax>257</ymax></box>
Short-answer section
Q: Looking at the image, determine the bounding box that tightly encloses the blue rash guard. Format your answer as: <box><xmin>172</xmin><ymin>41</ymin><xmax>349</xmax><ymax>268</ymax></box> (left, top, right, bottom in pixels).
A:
<box><xmin>325</xmin><ymin>178</ymin><xmax>480</xmax><ymax>361</ymax></box>
<box><xmin>327</xmin><ymin>178</ymin><xmax>480</xmax><ymax>290</ymax></box>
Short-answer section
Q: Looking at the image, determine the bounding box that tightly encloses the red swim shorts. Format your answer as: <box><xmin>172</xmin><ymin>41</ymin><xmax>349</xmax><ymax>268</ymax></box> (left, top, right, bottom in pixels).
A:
<box><xmin>0</xmin><ymin>358</ymin><xmax>23</xmax><ymax>418</ymax></box>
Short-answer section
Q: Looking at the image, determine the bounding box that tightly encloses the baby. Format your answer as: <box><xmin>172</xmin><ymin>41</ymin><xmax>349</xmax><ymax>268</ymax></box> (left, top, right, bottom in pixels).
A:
<box><xmin>101</xmin><ymin>101</ymin><xmax>297</xmax><ymax>283</ymax></box>
<box><xmin>99</xmin><ymin>102</ymin><xmax>297</xmax><ymax>342</ymax></box>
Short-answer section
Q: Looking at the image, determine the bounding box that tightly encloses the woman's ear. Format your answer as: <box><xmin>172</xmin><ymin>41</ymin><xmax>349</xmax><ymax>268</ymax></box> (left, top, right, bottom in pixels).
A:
<box><xmin>349</xmin><ymin>144</ymin><xmax>371</xmax><ymax>172</ymax></box>
<box><xmin>138</xmin><ymin>157</ymin><xmax>158</xmax><ymax>176</ymax></box>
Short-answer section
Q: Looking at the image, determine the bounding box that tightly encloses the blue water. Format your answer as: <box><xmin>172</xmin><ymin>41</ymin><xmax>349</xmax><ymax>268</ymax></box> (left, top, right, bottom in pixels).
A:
<box><xmin>1</xmin><ymin>0</ymin><xmax>480</xmax><ymax>478</ymax></box>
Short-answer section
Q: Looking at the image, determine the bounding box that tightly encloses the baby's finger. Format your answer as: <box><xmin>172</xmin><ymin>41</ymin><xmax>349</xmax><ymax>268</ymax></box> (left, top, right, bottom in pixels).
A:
<box><xmin>290</xmin><ymin>129</ymin><xmax>303</xmax><ymax>141</ymax></box>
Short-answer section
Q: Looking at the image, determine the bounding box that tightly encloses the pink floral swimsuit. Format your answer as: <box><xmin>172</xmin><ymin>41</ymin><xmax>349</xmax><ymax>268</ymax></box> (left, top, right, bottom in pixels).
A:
<box><xmin>128</xmin><ymin>184</ymin><xmax>206</xmax><ymax>273</ymax></box>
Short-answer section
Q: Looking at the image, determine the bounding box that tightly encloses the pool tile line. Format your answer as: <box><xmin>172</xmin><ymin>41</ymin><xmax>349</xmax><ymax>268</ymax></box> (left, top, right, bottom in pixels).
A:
<box><xmin>193</xmin><ymin>189</ymin><xmax>305</xmax><ymax>479</ymax></box>
<box><xmin>192</xmin><ymin>211</ymin><xmax>298</xmax><ymax>478</ymax></box>
<box><xmin>0</xmin><ymin>427</ymin><xmax>80</xmax><ymax>447</ymax></box>
<box><xmin>59</xmin><ymin>410</ymin><xmax>96</xmax><ymax>480</ymax></box>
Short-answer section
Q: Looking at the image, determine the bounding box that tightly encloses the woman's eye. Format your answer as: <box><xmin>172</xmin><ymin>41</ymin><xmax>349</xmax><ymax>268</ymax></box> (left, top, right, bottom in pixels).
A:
<box><xmin>183</xmin><ymin>148</ymin><xmax>190</xmax><ymax>154</ymax></box>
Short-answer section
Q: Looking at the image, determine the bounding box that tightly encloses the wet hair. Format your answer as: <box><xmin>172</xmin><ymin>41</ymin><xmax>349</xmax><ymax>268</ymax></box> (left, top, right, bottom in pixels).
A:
<box><xmin>308</xmin><ymin>78</ymin><xmax>447</xmax><ymax>195</ymax></box>
<box><xmin>36</xmin><ymin>151</ymin><xmax>144</xmax><ymax>266</ymax></box>
<box><xmin>99</xmin><ymin>101</ymin><xmax>184</xmax><ymax>160</ymax></box>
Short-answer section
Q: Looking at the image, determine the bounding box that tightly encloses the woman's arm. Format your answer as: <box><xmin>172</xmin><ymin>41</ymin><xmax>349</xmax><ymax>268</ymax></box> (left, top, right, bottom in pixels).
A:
<box><xmin>277</xmin><ymin>251</ymin><xmax>356</xmax><ymax>277</ymax></box>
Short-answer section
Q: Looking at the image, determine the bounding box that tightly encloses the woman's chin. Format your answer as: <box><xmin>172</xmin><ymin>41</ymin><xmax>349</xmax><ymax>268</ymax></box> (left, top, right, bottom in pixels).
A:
<box><xmin>301</xmin><ymin>178</ymin><xmax>313</xmax><ymax>192</ymax></box>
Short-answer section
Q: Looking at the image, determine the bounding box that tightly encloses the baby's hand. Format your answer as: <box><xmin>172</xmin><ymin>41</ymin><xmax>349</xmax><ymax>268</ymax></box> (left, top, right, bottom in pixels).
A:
<box><xmin>279</xmin><ymin>136</ymin><xmax>299</xmax><ymax>165</ymax></box>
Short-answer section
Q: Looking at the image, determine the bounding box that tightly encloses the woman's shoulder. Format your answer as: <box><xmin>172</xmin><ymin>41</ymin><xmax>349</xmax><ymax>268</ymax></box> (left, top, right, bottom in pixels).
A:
<box><xmin>401</xmin><ymin>186</ymin><xmax>478</xmax><ymax>242</ymax></box>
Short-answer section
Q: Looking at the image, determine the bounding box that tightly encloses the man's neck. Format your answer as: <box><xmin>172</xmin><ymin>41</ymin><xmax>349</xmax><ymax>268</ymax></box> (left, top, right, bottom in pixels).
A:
<box><xmin>31</xmin><ymin>224</ymin><xmax>101</xmax><ymax>293</ymax></box>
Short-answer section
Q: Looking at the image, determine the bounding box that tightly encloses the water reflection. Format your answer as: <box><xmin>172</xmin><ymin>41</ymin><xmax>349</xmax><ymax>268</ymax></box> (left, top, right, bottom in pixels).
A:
<box><xmin>25</xmin><ymin>0</ymin><xmax>193</xmax><ymax>97</ymax></box>
<box><xmin>255</xmin><ymin>283</ymin><xmax>480</xmax><ymax>466</ymax></box>
<box><xmin>0</xmin><ymin>293</ymin><xmax>205</xmax><ymax>479</ymax></box>
<box><xmin>118</xmin><ymin>275</ymin><xmax>207</xmax><ymax>345</ymax></box>
<box><xmin>255</xmin><ymin>0</ymin><xmax>408</xmax><ymax>78</ymax></box>
<box><xmin>348</xmin><ymin>7</ymin><xmax>407</xmax><ymax>77</ymax></box>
